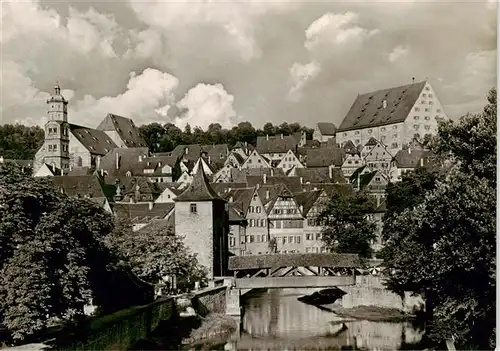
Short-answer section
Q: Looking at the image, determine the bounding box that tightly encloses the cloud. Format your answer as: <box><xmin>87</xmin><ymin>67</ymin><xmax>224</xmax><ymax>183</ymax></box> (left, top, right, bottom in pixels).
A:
<box><xmin>389</xmin><ymin>46</ymin><xmax>409</xmax><ymax>63</ymax></box>
<box><xmin>304</xmin><ymin>12</ymin><xmax>379</xmax><ymax>53</ymax></box>
<box><xmin>174</xmin><ymin>84</ymin><xmax>240</xmax><ymax>130</ymax></box>
<box><xmin>69</xmin><ymin>68</ymin><xmax>179</xmax><ymax>127</ymax></box>
<box><xmin>287</xmin><ymin>61</ymin><xmax>322</xmax><ymax>102</ymax></box>
<box><xmin>0</xmin><ymin>0</ymin><xmax>496</xmax><ymax>131</ymax></box>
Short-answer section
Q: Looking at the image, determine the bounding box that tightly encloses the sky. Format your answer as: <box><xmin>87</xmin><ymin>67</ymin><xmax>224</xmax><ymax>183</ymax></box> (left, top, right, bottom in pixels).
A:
<box><xmin>1</xmin><ymin>0</ymin><xmax>497</xmax><ymax>131</ymax></box>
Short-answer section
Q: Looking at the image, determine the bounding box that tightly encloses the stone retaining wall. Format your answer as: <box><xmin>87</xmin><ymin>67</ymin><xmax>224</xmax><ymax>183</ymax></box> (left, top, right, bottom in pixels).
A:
<box><xmin>191</xmin><ymin>286</ymin><xmax>227</xmax><ymax>316</ymax></box>
<box><xmin>341</xmin><ymin>276</ymin><xmax>424</xmax><ymax>313</ymax></box>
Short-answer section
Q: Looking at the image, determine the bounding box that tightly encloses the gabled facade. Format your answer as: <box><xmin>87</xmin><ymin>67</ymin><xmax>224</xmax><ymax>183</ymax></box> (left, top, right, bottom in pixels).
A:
<box><xmin>336</xmin><ymin>81</ymin><xmax>447</xmax><ymax>152</ymax></box>
<box><xmin>213</xmin><ymin>164</ymin><xmax>233</xmax><ymax>183</ymax></box>
<box><xmin>96</xmin><ymin>113</ymin><xmax>147</xmax><ymax>148</ymax></box>
<box><xmin>174</xmin><ymin>166</ymin><xmax>229</xmax><ymax>280</ymax></box>
<box><xmin>299</xmin><ymin>190</ymin><xmax>329</xmax><ymax>253</ymax></box>
<box><xmin>240</xmin><ymin>150</ymin><xmax>271</xmax><ymax>169</ymax></box>
<box><xmin>313</xmin><ymin>122</ymin><xmax>337</xmax><ymax>143</ymax></box>
<box><xmin>341</xmin><ymin>154</ymin><xmax>365</xmax><ymax>178</ymax></box>
<box><xmin>363</xmin><ymin>139</ymin><xmax>393</xmax><ymax>177</ymax></box>
<box><xmin>255</xmin><ymin>134</ymin><xmax>301</xmax><ymax>163</ymax></box>
<box><xmin>224</xmin><ymin>151</ymin><xmax>245</xmax><ymax>169</ymax></box>
<box><xmin>267</xmin><ymin>185</ymin><xmax>305</xmax><ymax>254</ymax></box>
<box><xmin>276</xmin><ymin>149</ymin><xmax>304</xmax><ymax>171</ymax></box>
<box><xmin>34</xmin><ymin>162</ymin><xmax>64</xmax><ymax>177</ymax></box>
<box><xmin>231</xmin><ymin>141</ymin><xmax>250</xmax><ymax>159</ymax></box>
<box><xmin>177</xmin><ymin>170</ymin><xmax>193</xmax><ymax>185</ymax></box>
<box><xmin>191</xmin><ymin>157</ymin><xmax>214</xmax><ymax>177</ymax></box>
<box><xmin>388</xmin><ymin>148</ymin><xmax>430</xmax><ymax>182</ymax></box>
<box><xmin>155</xmin><ymin>183</ymin><xmax>185</xmax><ymax>203</ymax></box>
<box><xmin>242</xmin><ymin>188</ymin><xmax>269</xmax><ymax>255</ymax></box>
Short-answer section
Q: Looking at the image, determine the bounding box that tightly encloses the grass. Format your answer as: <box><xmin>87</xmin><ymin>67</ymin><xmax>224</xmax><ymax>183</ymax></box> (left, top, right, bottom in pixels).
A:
<box><xmin>330</xmin><ymin>305</ymin><xmax>412</xmax><ymax>323</ymax></box>
<box><xmin>184</xmin><ymin>313</ymin><xmax>238</xmax><ymax>346</ymax></box>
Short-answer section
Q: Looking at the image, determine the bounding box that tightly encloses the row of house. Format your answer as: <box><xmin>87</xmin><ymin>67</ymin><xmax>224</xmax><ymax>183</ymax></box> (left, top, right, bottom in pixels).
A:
<box><xmin>18</xmin><ymin>79</ymin><xmax>445</xmax><ymax>279</ymax></box>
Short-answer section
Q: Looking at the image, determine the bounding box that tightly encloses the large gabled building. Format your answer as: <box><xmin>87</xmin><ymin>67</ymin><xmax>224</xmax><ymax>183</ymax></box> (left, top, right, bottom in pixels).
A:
<box><xmin>336</xmin><ymin>80</ymin><xmax>447</xmax><ymax>152</ymax></box>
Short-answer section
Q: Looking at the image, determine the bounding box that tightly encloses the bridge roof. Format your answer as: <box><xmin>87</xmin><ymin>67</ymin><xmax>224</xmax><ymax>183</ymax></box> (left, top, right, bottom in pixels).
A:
<box><xmin>228</xmin><ymin>253</ymin><xmax>360</xmax><ymax>270</ymax></box>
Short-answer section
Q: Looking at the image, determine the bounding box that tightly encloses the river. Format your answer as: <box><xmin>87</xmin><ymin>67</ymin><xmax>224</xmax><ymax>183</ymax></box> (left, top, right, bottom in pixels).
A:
<box><xmin>223</xmin><ymin>288</ymin><xmax>426</xmax><ymax>350</ymax></box>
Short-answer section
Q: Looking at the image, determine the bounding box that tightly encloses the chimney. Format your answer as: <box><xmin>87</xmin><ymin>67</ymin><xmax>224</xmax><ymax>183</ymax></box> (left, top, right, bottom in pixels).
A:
<box><xmin>149</xmin><ymin>202</ymin><xmax>153</xmax><ymax>210</ymax></box>
<box><xmin>382</xmin><ymin>100</ymin><xmax>387</xmax><ymax>109</ymax></box>
<box><xmin>69</xmin><ymin>165</ymin><xmax>73</xmax><ymax>171</ymax></box>
<box><xmin>266</xmin><ymin>190</ymin><xmax>270</xmax><ymax>199</ymax></box>
<box><xmin>139</xmin><ymin>155</ymin><xmax>143</xmax><ymax>162</ymax></box>
<box><xmin>256</xmin><ymin>183</ymin><xmax>260</xmax><ymax>190</ymax></box>
<box><xmin>299</xmin><ymin>205</ymin><xmax>303</xmax><ymax>213</ymax></box>
<box><xmin>185</xmin><ymin>147</ymin><xmax>189</xmax><ymax>155</ymax></box>
<box><xmin>263</xmin><ymin>173</ymin><xmax>267</xmax><ymax>184</ymax></box>
<box><xmin>115</xmin><ymin>152</ymin><xmax>120</xmax><ymax>170</ymax></box>
<box><xmin>208</xmin><ymin>156</ymin><xmax>211</xmax><ymax>164</ymax></box>
<box><xmin>420</xmin><ymin>158</ymin><xmax>424</xmax><ymax>167</ymax></box>
<box><xmin>0</xmin><ymin>156</ymin><xmax>4</xmax><ymax>163</ymax></box>
<box><xmin>96</xmin><ymin>156</ymin><xmax>101</xmax><ymax>169</ymax></box>
<box><xmin>299</xmin><ymin>177</ymin><xmax>303</xmax><ymax>184</ymax></box>
<box><xmin>60</xmin><ymin>167</ymin><xmax>63</xmax><ymax>176</ymax></box>
<box><xmin>412</xmin><ymin>77</ymin><xmax>415</xmax><ymax>83</ymax></box>
<box><xmin>408</xmin><ymin>147</ymin><xmax>412</xmax><ymax>155</ymax></box>
<box><xmin>229</xmin><ymin>196</ymin><xmax>233</xmax><ymax>203</ymax></box>
<box><xmin>266</xmin><ymin>134</ymin><xmax>269</xmax><ymax>141</ymax></box>
<box><xmin>280</xmin><ymin>134</ymin><xmax>283</xmax><ymax>139</ymax></box>
<box><xmin>357</xmin><ymin>172</ymin><xmax>361</xmax><ymax>191</ymax></box>
<box><xmin>228</xmin><ymin>187</ymin><xmax>232</xmax><ymax>193</ymax></box>
<box><xmin>270</xmin><ymin>169</ymin><xmax>274</xmax><ymax>177</ymax></box>
<box><xmin>329</xmin><ymin>165</ymin><xmax>333</xmax><ymax>179</ymax></box>
<box><xmin>376</xmin><ymin>196</ymin><xmax>381</xmax><ymax>207</ymax></box>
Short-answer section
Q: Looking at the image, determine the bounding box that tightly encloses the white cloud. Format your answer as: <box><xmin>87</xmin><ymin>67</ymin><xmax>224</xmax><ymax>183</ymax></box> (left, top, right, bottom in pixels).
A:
<box><xmin>304</xmin><ymin>12</ymin><xmax>379</xmax><ymax>52</ymax></box>
<box><xmin>287</xmin><ymin>61</ymin><xmax>322</xmax><ymax>102</ymax></box>
<box><xmin>389</xmin><ymin>45</ymin><xmax>409</xmax><ymax>63</ymax></box>
<box><xmin>174</xmin><ymin>83</ymin><xmax>239</xmax><ymax>130</ymax></box>
<box><xmin>128</xmin><ymin>0</ymin><xmax>295</xmax><ymax>62</ymax></box>
<box><xmin>70</xmin><ymin>68</ymin><xmax>179</xmax><ymax>127</ymax></box>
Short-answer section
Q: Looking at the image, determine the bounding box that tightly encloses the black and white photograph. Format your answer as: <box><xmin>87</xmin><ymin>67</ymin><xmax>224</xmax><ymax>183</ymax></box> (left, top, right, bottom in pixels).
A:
<box><xmin>0</xmin><ymin>0</ymin><xmax>497</xmax><ymax>350</ymax></box>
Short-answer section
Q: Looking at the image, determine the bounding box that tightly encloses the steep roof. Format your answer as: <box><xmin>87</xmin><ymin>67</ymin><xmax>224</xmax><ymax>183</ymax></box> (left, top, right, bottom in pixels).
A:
<box><xmin>256</xmin><ymin>135</ymin><xmax>299</xmax><ymax>154</ymax></box>
<box><xmin>210</xmin><ymin>182</ymin><xmax>247</xmax><ymax>195</ymax></box>
<box><xmin>393</xmin><ymin>148</ymin><xmax>430</xmax><ymax>168</ymax></box>
<box><xmin>51</xmin><ymin>175</ymin><xmax>108</xmax><ymax>199</ymax></box>
<box><xmin>294</xmin><ymin>190</ymin><xmax>322</xmax><ymax>216</ymax></box>
<box><xmin>113</xmin><ymin>203</ymin><xmax>174</xmax><ymax>222</ymax></box>
<box><xmin>96</xmin><ymin>113</ymin><xmax>147</xmax><ymax>147</ymax></box>
<box><xmin>222</xmin><ymin>187</ymin><xmax>255</xmax><ymax>214</ymax></box>
<box><xmin>293</xmin><ymin>167</ymin><xmax>331</xmax><ymax>183</ymax></box>
<box><xmin>317</xmin><ymin>122</ymin><xmax>337</xmax><ymax>136</ymax></box>
<box><xmin>98</xmin><ymin>147</ymin><xmax>150</xmax><ymax>176</ymax></box>
<box><xmin>302</xmin><ymin>183</ymin><xmax>353</xmax><ymax>197</ymax></box>
<box><xmin>338</xmin><ymin>81</ymin><xmax>426</xmax><ymax>132</ymax></box>
<box><xmin>69</xmin><ymin>124</ymin><xmax>118</xmax><ymax>156</ymax></box>
<box><xmin>174</xmin><ymin>164</ymin><xmax>222</xmax><ymax>202</ymax></box>
<box><xmin>306</xmin><ymin>147</ymin><xmax>345</xmax><ymax>168</ymax></box>
<box><xmin>364</xmin><ymin>137</ymin><xmax>378</xmax><ymax>147</ymax></box>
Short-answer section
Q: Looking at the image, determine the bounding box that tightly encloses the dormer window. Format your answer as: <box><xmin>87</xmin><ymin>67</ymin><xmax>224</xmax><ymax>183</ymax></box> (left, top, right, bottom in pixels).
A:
<box><xmin>190</xmin><ymin>204</ymin><xmax>197</xmax><ymax>213</ymax></box>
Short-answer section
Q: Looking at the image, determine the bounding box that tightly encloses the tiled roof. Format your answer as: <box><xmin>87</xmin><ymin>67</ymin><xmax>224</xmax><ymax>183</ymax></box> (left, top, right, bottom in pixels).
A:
<box><xmin>210</xmin><ymin>182</ymin><xmax>247</xmax><ymax>195</ymax></box>
<box><xmin>230</xmin><ymin>168</ymin><xmax>285</xmax><ymax>184</ymax></box>
<box><xmin>44</xmin><ymin>163</ymin><xmax>63</xmax><ymax>175</ymax></box>
<box><xmin>228</xmin><ymin>204</ymin><xmax>245</xmax><ymax>222</ymax></box>
<box><xmin>222</xmin><ymin>187</ymin><xmax>255</xmax><ymax>214</ymax></box>
<box><xmin>393</xmin><ymin>148</ymin><xmax>430</xmax><ymax>168</ymax></box>
<box><xmin>51</xmin><ymin>175</ymin><xmax>108</xmax><ymax>198</ymax></box>
<box><xmin>70</xmin><ymin>124</ymin><xmax>118</xmax><ymax>156</ymax></box>
<box><xmin>338</xmin><ymin>81</ymin><xmax>426</xmax><ymax>132</ymax></box>
<box><xmin>113</xmin><ymin>202</ymin><xmax>174</xmax><ymax>222</ymax></box>
<box><xmin>349</xmin><ymin>165</ymin><xmax>367</xmax><ymax>183</ymax></box>
<box><xmin>294</xmin><ymin>167</ymin><xmax>331</xmax><ymax>183</ymax></box>
<box><xmin>343</xmin><ymin>140</ymin><xmax>360</xmax><ymax>155</ymax></box>
<box><xmin>157</xmin><ymin>182</ymin><xmax>186</xmax><ymax>196</ymax></box>
<box><xmin>294</xmin><ymin>190</ymin><xmax>322</xmax><ymax>216</ymax></box>
<box><xmin>202</xmin><ymin>144</ymin><xmax>229</xmax><ymax>160</ymax></box>
<box><xmin>96</xmin><ymin>113</ymin><xmax>147</xmax><ymax>148</ymax></box>
<box><xmin>306</xmin><ymin>147</ymin><xmax>345</xmax><ymax>168</ymax></box>
<box><xmin>256</xmin><ymin>135</ymin><xmax>299</xmax><ymax>154</ymax></box>
<box><xmin>258</xmin><ymin>176</ymin><xmax>303</xmax><ymax>195</ymax></box>
<box><xmin>364</xmin><ymin>137</ymin><xmax>378</xmax><ymax>147</ymax></box>
<box><xmin>98</xmin><ymin>147</ymin><xmax>149</xmax><ymax>176</ymax></box>
<box><xmin>68</xmin><ymin>167</ymin><xmax>92</xmax><ymax>176</ymax></box>
<box><xmin>317</xmin><ymin>122</ymin><xmax>337</xmax><ymax>136</ymax></box>
<box><xmin>135</xmin><ymin>216</ymin><xmax>176</xmax><ymax>235</ymax></box>
<box><xmin>302</xmin><ymin>183</ymin><xmax>353</xmax><ymax>198</ymax></box>
<box><xmin>175</xmin><ymin>164</ymin><xmax>222</xmax><ymax>202</ymax></box>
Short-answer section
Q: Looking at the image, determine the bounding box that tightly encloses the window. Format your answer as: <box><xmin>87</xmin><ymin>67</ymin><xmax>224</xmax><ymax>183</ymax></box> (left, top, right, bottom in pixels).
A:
<box><xmin>414</xmin><ymin>125</ymin><xmax>419</xmax><ymax>130</ymax></box>
<box><xmin>256</xmin><ymin>206</ymin><xmax>261</xmax><ymax>213</ymax></box>
<box><xmin>414</xmin><ymin>107</ymin><xmax>420</xmax><ymax>112</ymax></box>
<box><xmin>392</xmin><ymin>134</ymin><xmax>398</xmax><ymax>138</ymax></box>
<box><xmin>425</xmin><ymin>86</ymin><xmax>430</xmax><ymax>91</ymax></box>
<box><xmin>306</xmin><ymin>233</ymin><xmax>313</xmax><ymax>240</ymax></box>
<box><xmin>53</xmin><ymin>144</ymin><xmax>57</xmax><ymax>151</ymax></box>
<box><xmin>425</xmin><ymin>108</ymin><xmax>430</xmax><ymax>112</ymax></box>
<box><xmin>355</xmin><ymin>131</ymin><xmax>360</xmax><ymax>135</ymax></box>
<box><xmin>393</xmin><ymin>125</ymin><xmax>398</xmax><ymax>129</ymax></box>
<box><xmin>428</xmin><ymin>93</ymin><xmax>433</xmax><ymax>98</ymax></box>
<box><xmin>428</xmin><ymin>101</ymin><xmax>433</xmax><ymax>105</ymax></box>
<box><xmin>316</xmin><ymin>233</ymin><xmax>322</xmax><ymax>240</ymax></box>
<box><xmin>421</xmin><ymin>100</ymin><xmax>425</xmax><ymax>104</ymax></box>
<box><xmin>295</xmin><ymin>236</ymin><xmax>301</xmax><ymax>244</ymax></box>
<box><xmin>424</xmin><ymin>125</ymin><xmax>431</xmax><ymax>130</ymax></box>
<box><xmin>381</xmin><ymin>136</ymin><xmax>386</xmax><ymax>141</ymax></box>
<box><xmin>368</xmin><ymin>129</ymin><xmax>372</xmax><ymax>134</ymax></box>
<box><xmin>288</xmin><ymin>236</ymin><xmax>293</xmax><ymax>244</ymax></box>
<box><xmin>229</xmin><ymin>237</ymin><xmax>235</xmax><ymax>247</ymax></box>
<box><xmin>424</xmin><ymin>116</ymin><xmax>430</xmax><ymax>121</ymax></box>
<box><xmin>190</xmin><ymin>204</ymin><xmax>197</xmax><ymax>213</ymax></box>
<box><xmin>414</xmin><ymin>116</ymin><xmax>419</xmax><ymax>120</ymax></box>
<box><xmin>355</xmin><ymin>139</ymin><xmax>360</xmax><ymax>144</ymax></box>
<box><xmin>249</xmin><ymin>235</ymin><xmax>255</xmax><ymax>243</ymax></box>
<box><xmin>391</xmin><ymin>143</ymin><xmax>398</xmax><ymax>149</ymax></box>
<box><xmin>422</xmin><ymin>93</ymin><xmax>426</xmax><ymax>98</ymax></box>
<box><xmin>343</xmin><ymin>133</ymin><xmax>347</xmax><ymax>136</ymax></box>
<box><xmin>437</xmin><ymin>109</ymin><xmax>441</xmax><ymax>113</ymax></box>
<box><xmin>381</xmin><ymin>127</ymin><xmax>386</xmax><ymax>132</ymax></box>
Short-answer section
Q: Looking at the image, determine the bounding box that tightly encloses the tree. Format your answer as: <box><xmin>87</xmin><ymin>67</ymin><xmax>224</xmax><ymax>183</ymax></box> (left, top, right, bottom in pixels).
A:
<box><xmin>138</xmin><ymin>123</ymin><xmax>166</xmax><ymax>153</ymax></box>
<box><xmin>108</xmin><ymin>220</ymin><xmax>207</xmax><ymax>290</ymax></box>
<box><xmin>0</xmin><ymin>124</ymin><xmax>44</xmax><ymax>160</ymax></box>
<box><xmin>0</xmin><ymin>163</ymin><xmax>122</xmax><ymax>344</ymax></box>
<box><xmin>318</xmin><ymin>192</ymin><xmax>377</xmax><ymax>258</ymax></box>
<box><xmin>382</xmin><ymin>88</ymin><xmax>496</xmax><ymax>349</ymax></box>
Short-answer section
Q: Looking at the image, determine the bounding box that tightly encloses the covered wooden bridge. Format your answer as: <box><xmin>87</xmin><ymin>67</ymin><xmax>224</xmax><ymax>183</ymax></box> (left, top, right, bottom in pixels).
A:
<box><xmin>227</xmin><ymin>253</ymin><xmax>361</xmax><ymax>289</ymax></box>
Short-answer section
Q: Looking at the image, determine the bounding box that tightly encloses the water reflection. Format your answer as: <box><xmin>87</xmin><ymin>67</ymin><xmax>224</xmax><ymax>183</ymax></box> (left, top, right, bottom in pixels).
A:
<box><xmin>227</xmin><ymin>289</ymin><xmax>424</xmax><ymax>350</ymax></box>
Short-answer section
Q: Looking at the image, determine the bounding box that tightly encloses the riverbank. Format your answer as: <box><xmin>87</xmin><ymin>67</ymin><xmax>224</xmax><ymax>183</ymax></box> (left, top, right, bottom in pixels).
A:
<box><xmin>183</xmin><ymin>313</ymin><xmax>238</xmax><ymax>349</ymax></box>
<box><xmin>330</xmin><ymin>305</ymin><xmax>413</xmax><ymax>323</ymax></box>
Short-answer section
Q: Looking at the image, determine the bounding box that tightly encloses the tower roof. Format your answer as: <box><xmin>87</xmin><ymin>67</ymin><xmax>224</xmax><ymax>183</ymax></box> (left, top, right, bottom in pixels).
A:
<box><xmin>174</xmin><ymin>162</ymin><xmax>223</xmax><ymax>202</ymax></box>
<box><xmin>47</xmin><ymin>83</ymin><xmax>68</xmax><ymax>104</ymax></box>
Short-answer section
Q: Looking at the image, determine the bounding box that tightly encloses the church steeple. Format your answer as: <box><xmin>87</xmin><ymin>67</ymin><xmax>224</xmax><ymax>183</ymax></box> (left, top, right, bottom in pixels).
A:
<box><xmin>47</xmin><ymin>82</ymin><xmax>68</xmax><ymax>122</ymax></box>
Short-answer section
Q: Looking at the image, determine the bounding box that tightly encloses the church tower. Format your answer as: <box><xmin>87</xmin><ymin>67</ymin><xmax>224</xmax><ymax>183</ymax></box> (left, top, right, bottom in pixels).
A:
<box><xmin>43</xmin><ymin>83</ymin><xmax>70</xmax><ymax>172</ymax></box>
